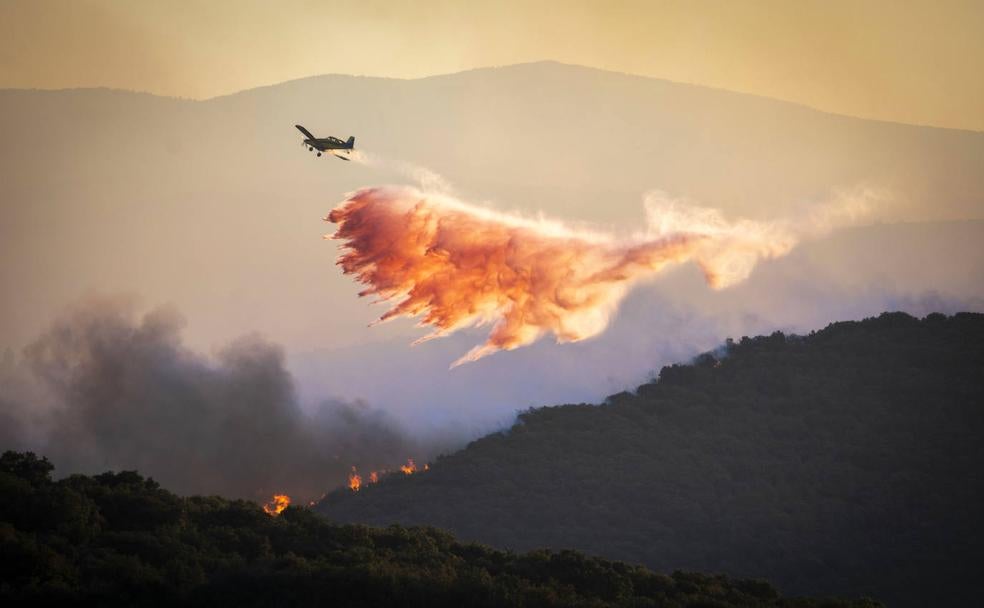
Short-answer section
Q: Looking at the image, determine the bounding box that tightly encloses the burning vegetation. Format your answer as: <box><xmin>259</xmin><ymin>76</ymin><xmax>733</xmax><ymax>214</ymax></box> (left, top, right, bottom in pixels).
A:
<box><xmin>348</xmin><ymin>467</ymin><xmax>362</xmax><ymax>492</ymax></box>
<box><xmin>347</xmin><ymin>458</ymin><xmax>428</xmax><ymax>492</ymax></box>
<box><xmin>262</xmin><ymin>494</ymin><xmax>290</xmax><ymax>516</ymax></box>
<box><xmin>400</xmin><ymin>458</ymin><xmax>417</xmax><ymax>475</ymax></box>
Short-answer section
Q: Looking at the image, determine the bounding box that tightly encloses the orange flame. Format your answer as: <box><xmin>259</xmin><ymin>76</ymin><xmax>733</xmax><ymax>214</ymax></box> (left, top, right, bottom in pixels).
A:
<box><xmin>262</xmin><ymin>494</ymin><xmax>290</xmax><ymax>516</ymax></box>
<box><xmin>326</xmin><ymin>187</ymin><xmax>862</xmax><ymax>365</ymax></box>
<box><xmin>348</xmin><ymin>467</ymin><xmax>362</xmax><ymax>492</ymax></box>
<box><xmin>399</xmin><ymin>458</ymin><xmax>417</xmax><ymax>475</ymax></box>
<box><xmin>347</xmin><ymin>459</ymin><xmax>427</xmax><ymax>490</ymax></box>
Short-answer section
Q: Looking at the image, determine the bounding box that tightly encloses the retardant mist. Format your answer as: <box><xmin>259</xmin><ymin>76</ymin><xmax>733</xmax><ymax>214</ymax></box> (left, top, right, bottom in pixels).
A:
<box><xmin>326</xmin><ymin>186</ymin><xmax>877</xmax><ymax>366</ymax></box>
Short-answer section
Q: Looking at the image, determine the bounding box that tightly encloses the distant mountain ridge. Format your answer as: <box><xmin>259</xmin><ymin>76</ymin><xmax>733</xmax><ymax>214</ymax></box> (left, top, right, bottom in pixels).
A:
<box><xmin>317</xmin><ymin>312</ymin><xmax>984</xmax><ymax>607</ymax></box>
<box><xmin>86</xmin><ymin>60</ymin><xmax>975</xmax><ymax>134</ymax></box>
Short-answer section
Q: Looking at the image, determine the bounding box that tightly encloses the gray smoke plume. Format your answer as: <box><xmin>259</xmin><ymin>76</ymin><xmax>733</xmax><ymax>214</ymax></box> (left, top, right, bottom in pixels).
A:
<box><xmin>0</xmin><ymin>297</ymin><xmax>451</xmax><ymax>502</ymax></box>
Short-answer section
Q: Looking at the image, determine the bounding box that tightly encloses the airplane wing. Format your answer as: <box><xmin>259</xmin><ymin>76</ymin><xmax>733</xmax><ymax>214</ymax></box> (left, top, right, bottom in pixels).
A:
<box><xmin>295</xmin><ymin>125</ymin><xmax>316</xmax><ymax>139</ymax></box>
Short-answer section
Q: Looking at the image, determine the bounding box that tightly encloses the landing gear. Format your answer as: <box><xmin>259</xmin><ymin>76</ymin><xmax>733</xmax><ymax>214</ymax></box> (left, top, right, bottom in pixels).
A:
<box><xmin>317</xmin><ymin>152</ymin><xmax>322</xmax><ymax>157</ymax></box>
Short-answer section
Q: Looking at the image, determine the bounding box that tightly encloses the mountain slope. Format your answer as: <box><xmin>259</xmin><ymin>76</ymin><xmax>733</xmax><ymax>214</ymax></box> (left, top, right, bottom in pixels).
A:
<box><xmin>317</xmin><ymin>312</ymin><xmax>984</xmax><ymax>607</ymax></box>
<box><xmin>0</xmin><ymin>451</ymin><xmax>879</xmax><ymax>607</ymax></box>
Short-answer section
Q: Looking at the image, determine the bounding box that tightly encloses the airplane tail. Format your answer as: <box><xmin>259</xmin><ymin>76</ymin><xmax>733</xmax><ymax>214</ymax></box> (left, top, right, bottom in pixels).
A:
<box><xmin>346</xmin><ymin>136</ymin><xmax>355</xmax><ymax>149</ymax></box>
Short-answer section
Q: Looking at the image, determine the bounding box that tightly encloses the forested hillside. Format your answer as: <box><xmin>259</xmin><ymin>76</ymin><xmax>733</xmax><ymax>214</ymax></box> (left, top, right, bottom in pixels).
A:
<box><xmin>0</xmin><ymin>452</ymin><xmax>880</xmax><ymax>607</ymax></box>
<box><xmin>318</xmin><ymin>312</ymin><xmax>984</xmax><ymax>607</ymax></box>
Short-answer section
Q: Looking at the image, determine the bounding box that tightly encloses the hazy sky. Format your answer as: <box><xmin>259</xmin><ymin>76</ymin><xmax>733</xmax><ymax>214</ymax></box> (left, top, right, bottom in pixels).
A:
<box><xmin>1</xmin><ymin>0</ymin><xmax>982</xmax><ymax>130</ymax></box>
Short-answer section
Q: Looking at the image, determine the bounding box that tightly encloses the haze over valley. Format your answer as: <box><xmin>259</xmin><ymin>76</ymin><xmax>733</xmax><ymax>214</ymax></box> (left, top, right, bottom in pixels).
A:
<box><xmin>2</xmin><ymin>63</ymin><xmax>982</xmax><ymax>442</ymax></box>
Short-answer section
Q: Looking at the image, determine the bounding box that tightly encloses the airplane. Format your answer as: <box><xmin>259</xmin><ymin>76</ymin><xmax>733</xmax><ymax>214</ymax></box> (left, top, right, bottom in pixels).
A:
<box><xmin>295</xmin><ymin>125</ymin><xmax>355</xmax><ymax>160</ymax></box>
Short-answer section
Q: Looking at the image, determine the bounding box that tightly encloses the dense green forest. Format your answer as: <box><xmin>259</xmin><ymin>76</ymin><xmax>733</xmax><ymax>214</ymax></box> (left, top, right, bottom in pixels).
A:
<box><xmin>0</xmin><ymin>452</ymin><xmax>881</xmax><ymax>607</ymax></box>
<box><xmin>319</xmin><ymin>312</ymin><xmax>984</xmax><ymax>607</ymax></box>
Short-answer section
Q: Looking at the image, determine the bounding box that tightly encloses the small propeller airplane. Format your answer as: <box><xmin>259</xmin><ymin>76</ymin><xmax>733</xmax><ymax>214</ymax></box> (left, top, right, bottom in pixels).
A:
<box><xmin>295</xmin><ymin>125</ymin><xmax>355</xmax><ymax>160</ymax></box>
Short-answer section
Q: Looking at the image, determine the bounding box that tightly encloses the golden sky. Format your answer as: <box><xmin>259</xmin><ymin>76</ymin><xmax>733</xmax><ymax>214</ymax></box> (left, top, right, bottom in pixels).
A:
<box><xmin>1</xmin><ymin>0</ymin><xmax>982</xmax><ymax>131</ymax></box>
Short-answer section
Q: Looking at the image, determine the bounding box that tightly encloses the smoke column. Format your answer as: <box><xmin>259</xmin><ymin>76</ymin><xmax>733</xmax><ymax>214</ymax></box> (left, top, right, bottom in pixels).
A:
<box><xmin>327</xmin><ymin>186</ymin><xmax>876</xmax><ymax>367</ymax></box>
<box><xmin>0</xmin><ymin>297</ymin><xmax>451</xmax><ymax>502</ymax></box>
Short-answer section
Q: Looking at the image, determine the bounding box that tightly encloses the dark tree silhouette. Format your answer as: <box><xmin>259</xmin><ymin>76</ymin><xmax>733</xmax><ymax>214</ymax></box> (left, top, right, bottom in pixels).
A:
<box><xmin>0</xmin><ymin>451</ymin><xmax>877</xmax><ymax>607</ymax></box>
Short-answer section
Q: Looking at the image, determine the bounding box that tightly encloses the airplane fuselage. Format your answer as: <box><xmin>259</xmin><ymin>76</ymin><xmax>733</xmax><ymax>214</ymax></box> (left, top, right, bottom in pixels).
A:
<box><xmin>305</xmin><ymin>137</ymin><xmax>352</xmax><ymax>151</ymax></box>
<box><xmin>295</xmin><ymin>125</ymin><xmax>355</xmax><ymax>160</ymax></box>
